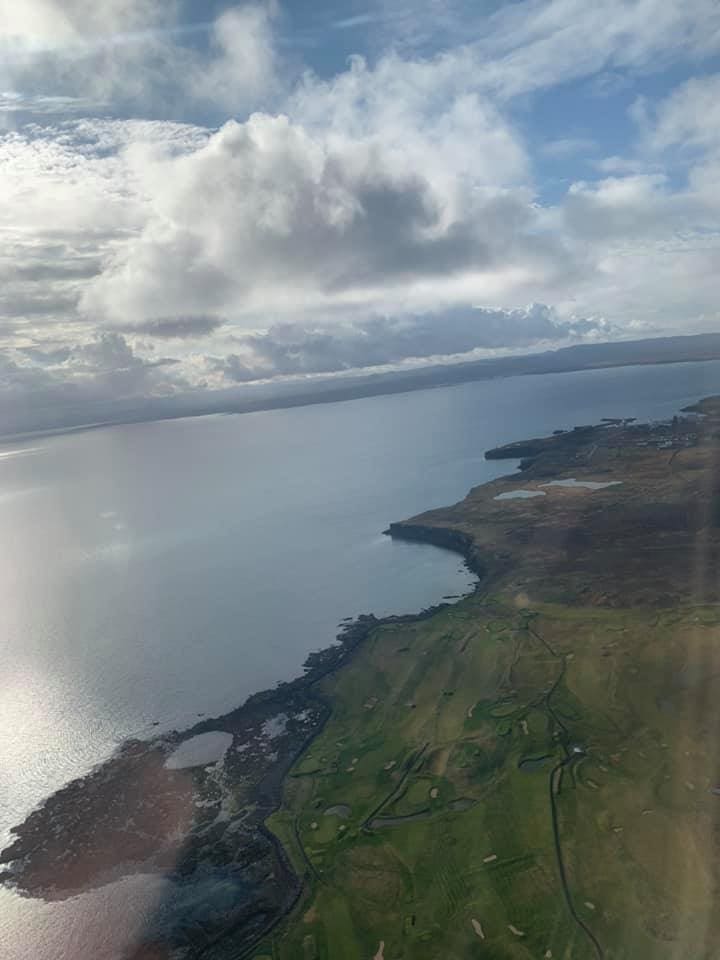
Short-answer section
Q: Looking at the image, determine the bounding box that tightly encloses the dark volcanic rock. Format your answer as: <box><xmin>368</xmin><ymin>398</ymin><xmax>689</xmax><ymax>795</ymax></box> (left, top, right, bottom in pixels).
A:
<box><xmin>0</xmin><ymin>613</ymin><xmax>452</xmax><ymax>958</ymax></box>
<box><xmin>484</xmin><ymin>425</ymin><xmax>600</xmax><ymax>465</ymax></box>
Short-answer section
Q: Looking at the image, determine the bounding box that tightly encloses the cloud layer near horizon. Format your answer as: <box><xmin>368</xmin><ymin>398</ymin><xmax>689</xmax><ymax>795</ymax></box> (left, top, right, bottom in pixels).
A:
<box><xmin>2</xmin><ymin>0</ymin><xmax>720</xmax><ymax>433</ymax></box>
<box><xmin>214</xmin><ymin>305</ymin><xmax>612</xmax><ymax>381</ymax></box>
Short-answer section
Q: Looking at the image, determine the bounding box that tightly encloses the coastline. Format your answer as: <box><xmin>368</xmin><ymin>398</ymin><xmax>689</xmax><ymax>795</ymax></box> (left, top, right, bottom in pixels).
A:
<box><xmin>0</xmin><ymin>602</ymin><xmax>476</xmax><ymax>960</ymax></box>
<box><xmin>266</xmin><ymin>399</ymin><xmax>720</xmax><ymax>960</ymax></box>
<box><xmin>3</xmin><ymin>400</ymin><xmax>714</xmax><ymax>958</ymax></box>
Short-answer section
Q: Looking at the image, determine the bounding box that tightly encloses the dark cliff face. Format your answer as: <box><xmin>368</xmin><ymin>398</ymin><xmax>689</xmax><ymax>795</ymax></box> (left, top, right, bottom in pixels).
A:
<box><xmin>485</xmin><ymin>440</ymin><xmax>553</xmax><ymax>461</ymax></box>
<box><xmin>0</xmin><ymin>607</ymin><xmax>460</xmax><ymax>959</ymax></box>
<box><xmin>484</xmin><ymin>426</ymin><xmax>599</xmax><ymax>463</ymax></box>
<box><xmin>385</xmin><ymin>522</ymin><xmax>496</xmax><ymax>583</ymax></box>
<box><xmin>385</xmin><ymin>522</ymin><xmax>473</xmax><ymax>553</ymax></box>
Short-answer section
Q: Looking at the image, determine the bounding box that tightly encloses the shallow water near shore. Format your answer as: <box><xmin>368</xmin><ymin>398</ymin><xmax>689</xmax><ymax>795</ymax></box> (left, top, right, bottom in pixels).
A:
<box><xmin>1</xmin><ymin>358</ymin><xmax>719</xmax><ymax>958</ymax></box>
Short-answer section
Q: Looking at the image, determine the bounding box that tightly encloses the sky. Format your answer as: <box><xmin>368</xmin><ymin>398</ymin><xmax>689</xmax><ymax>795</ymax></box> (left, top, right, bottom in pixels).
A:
<box><xmin>1</xmin><ymin>0</ymin><xmax>720</xmax><ymax>433</ymax></box>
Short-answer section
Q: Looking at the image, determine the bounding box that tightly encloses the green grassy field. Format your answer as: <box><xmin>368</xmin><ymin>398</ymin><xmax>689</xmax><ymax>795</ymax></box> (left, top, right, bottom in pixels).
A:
<box><xmin>258</xmin><ymin>592</ymin><xmax>720</xmax><ymax>960</ymax></box>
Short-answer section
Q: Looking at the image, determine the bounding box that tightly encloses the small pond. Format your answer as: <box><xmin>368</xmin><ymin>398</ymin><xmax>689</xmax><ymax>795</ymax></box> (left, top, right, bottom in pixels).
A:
<box><xmin>540</xmin><ymin>478</ymin><xmax>623</xmax><ymax>490</ymax></box>
<box><xmin>518</xmin><ymin>755</ymin><xmax>553</xmax><ymax>773</ymax></box>
<box><xmin>164</xmin><ymin>731</ymin><xmax>234</xmax><ymax>770</ymax></box>
<box><xmin>494</xmin><ymin>490</ymin><xmax>546</xmax><ymax>501</ymax></box>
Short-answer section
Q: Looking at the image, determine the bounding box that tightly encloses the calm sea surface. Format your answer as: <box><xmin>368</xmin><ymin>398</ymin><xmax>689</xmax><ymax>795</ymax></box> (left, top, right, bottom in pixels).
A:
<box><xmin>2</xmin><ymin>359</ymin><xmax>719</xmax><ymax>958</ymax></box>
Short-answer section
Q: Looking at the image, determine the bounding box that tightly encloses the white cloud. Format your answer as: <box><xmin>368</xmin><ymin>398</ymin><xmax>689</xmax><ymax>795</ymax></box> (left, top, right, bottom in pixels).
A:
<box><xmin>67</xmin><ymin>3</ymin><xmax>720</xmax><ymax>341</ymax></box>
<box><xmin>194</xmin><ymin>5</ymin><xmax>279</xmax><ymax>111</ymax></box>
<box><xmin>3</xmin><ymin>45</ymin><xmax>718</xmax><ymax>388</ymax></box>
<box><xmin>541</xmin><ymin>137</ymin><xmax>596</xmax><ymax>158</ymax></box>
<box><xmin>556</xmin><ymin>73</ymin><xmax>720</xmax><ymax>334</ymax></box>
<box><xmin>645</xmin><ymin>73</ymin><xmax>720</xmax><ymax>152</ymax></box>
<box><xmin>432</xmin><ymin>0</ymin><xmax>720</xmax><ymax>98</ymax></box>
<box><xmin>564</xmin><ymin>174</ymin><xmax>685</xmax><ymax>240</ymax></box>
<box><xmin>79</xmin><ymin>95</ymin><xmax>551</xmax><ymax>325</ymax></box>
<box><xmin>359</xmin><ymin>0</ymin><xmax>720</xmax><ymax>98</ymax></box>
<box><xmin>0</xmin><ymin>118</ymin><xmax>208</xmax><ymax>342</ymax></box>
<box><xmin>289</xmin><ymin>52</ymin><xmax>529</xmax><ymax>188</ymax></box>
<box><xmin>0</xmin><ymin>1</ymin><xmax>279</xmax><ymax>118</ymax></box>
<box><xmin>0</xmin><ymin>0</ymin><xmax>170</xmax><ymax>49</ymax></box>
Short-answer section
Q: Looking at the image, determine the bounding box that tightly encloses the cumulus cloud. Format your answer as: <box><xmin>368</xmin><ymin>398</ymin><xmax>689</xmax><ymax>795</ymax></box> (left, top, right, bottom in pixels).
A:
<box><xmin>193</xmin><ymin>4</ymin><xmax>279</xmax><ymax>111</ymax></box>
<box><xmin>288</xmin><ymin>52</ymin><xmax>529</xmax><ymax>186</ymax></box>
<box><xmin>79</xmin><ymin>103</ymin><xmax>560</xmax><ymax>324</ymax></box>
<box><xmin>0</xmin><ymin>118</ymin><xmax>207</xmax><ymax>343</ymax></box>
<box><xmin>214</xmin><ymin>304</ymin><xmax>612</xmax><ymax>382</ymax></box>
<box><xmin>124</xmin><ymin>315</ymin><xmax>226</xmax><ymax>338</ymax></box>
<box><xmin>72</xmin><ymin>20</ymin><xmax>720</xmax><ymax>337</ymax></box>
<box><xmin>0</xmin><ymin>331</ymin><xmax>188</xmax><ymax>434</ymax></box>
<box><xmin>0</xmin><ymin>0</ymin><xmax>167</xmax><ymax>46</ymax></box>
<box><xmin>547</xmin><ymin>73</ymin><xmax>720</xmax><ymax>333</ymax></box>
<box><xmin>0</xmin><ymin>1</ymin><xmax>280</xmax><ymax>118</ymax></box>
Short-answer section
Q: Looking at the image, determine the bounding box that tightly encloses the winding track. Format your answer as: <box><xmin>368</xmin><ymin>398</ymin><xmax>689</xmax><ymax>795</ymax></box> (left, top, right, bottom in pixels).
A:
<box><xmin>527</xmin><ymin>620</ymin><xmax>604</xmax><ymax>959</ymax></box>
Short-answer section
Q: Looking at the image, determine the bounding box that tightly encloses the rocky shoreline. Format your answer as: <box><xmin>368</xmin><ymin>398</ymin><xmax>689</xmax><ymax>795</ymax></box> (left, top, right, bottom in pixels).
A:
<box><xmin>0</xmin><ymin>608</ymin><xmax>464</xmax><ymax>960</ymax></box>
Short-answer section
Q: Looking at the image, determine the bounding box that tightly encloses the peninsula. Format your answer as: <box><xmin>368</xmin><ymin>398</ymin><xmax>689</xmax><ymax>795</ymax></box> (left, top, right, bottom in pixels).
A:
<box><xmin>4</xmin><ymin>397</ymin><xmax>720</xmax><ymax>959</ymax></box>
